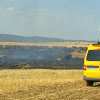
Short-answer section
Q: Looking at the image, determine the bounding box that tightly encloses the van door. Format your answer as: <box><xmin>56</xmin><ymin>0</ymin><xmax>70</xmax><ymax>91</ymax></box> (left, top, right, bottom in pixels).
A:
<box><xmin>84</xmin><ymin>50</ymin><xmax>100</xmax><ymax>78</ymax></box>
<box><xmin>84</xmin><ymin>61</ymin><xmax>100</xmax><ymax>78</ymax></box>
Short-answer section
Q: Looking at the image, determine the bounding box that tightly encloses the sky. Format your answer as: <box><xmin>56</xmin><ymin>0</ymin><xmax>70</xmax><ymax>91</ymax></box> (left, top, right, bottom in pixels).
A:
<box><xmin>0</xmin><ymin>0</ymin><xmax>100</xmax><ymax>40</ymax></box>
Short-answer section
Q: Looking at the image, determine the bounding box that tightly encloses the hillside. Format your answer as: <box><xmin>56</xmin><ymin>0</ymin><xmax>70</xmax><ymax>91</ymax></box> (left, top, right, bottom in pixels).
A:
<box><xmin>0</xmin><ymin>34</ymin><xmax>97</xmax><ymax>43</ymax></box>
<box><xmin>0</xmin><ymin>34</ymin><xmax>66</xmax><ymax>43</ymax></box>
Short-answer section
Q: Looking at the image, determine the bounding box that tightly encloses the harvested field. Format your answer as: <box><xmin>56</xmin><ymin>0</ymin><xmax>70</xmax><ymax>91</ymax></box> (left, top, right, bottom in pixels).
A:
<box><xmin>0</xmin><ymin>41</ymin><xmax>92</xmax><ymax>47</ymax></box>
<box><xmin>0</xmin><ymin>69</ymin><xmax>100</xmax><ymax>100</ymax></box>
<box><xmin>71</xmin><ymin>50</ymin><xmax>86</xmax><ymax>58</ymax></box>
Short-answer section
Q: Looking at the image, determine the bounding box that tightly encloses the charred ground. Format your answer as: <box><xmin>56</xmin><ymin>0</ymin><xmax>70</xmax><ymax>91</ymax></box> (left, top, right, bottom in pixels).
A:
<box><xmin>0</xmin><ymin>45</ymin><xmax>86</xmax><ymax>69</ymax></box>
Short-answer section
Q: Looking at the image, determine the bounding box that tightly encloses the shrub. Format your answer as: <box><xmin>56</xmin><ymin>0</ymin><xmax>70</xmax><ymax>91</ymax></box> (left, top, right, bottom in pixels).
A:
<box><xmin>78</xmin><ymin>47</ymin><xmax>87</xmax><ymax>51</ymax></box>
<box><xmin>62</xmin><ymin>53</ymin><xmax>72</xmax><ymax>59</ymax></box>
<box><xmin>77</xmin><ymin>50</ymin><xmax>81</xmax><ymax>53</ymax></box>
<box><xmin>72</xmin><ymin>46</ymin><xmax>77</xmax><ymax>49</ymax></box>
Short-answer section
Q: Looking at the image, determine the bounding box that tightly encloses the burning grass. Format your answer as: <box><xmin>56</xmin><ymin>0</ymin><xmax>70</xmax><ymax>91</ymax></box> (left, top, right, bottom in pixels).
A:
<box><xmin>0</xmin><ymin>69</ymin><xmax>99</xmax><ymax>100</ymax></box>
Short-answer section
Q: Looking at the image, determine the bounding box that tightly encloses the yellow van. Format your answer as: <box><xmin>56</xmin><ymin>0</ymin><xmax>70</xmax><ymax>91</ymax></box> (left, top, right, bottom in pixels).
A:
<box><xmin>83</xmin><ymin>43</ymin><xmax>100</xmax><ymax>86</ymax></box>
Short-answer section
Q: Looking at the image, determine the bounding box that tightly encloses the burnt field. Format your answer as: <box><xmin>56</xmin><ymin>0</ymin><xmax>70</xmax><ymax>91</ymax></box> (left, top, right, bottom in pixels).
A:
<box><xmin>0</xmin><ymin>58</ymin><xmax>83</xmax><ymax>69</ymax></box>
<box><xmin>0</xmin><ymin>44</ymin><xmax>85</xmax><ymax>69</ymax></box>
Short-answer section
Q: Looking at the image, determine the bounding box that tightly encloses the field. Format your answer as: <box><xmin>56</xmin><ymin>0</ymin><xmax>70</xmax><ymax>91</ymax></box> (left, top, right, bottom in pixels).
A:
<box><xmin>71</xmin><ymin>50</ymin><xmax>86</xmax><ymax>58</ymax></box>
<box><xmin>0</xmin><ymin>41</ymin><xmax>91</xmax><ymax>58</ymax></box>
<box><xmin>0</xmin><ymin>41</ymin><xmax>92</xmax><ymax>58</ymax></box>
<box><xmin>0</xmin><ymin>69</ymin><xmax>100</xmax><ymax>100</ymax></box>
<box><xmin>0</xmin><ymin>41</ymin><xmax>92</xmax><ymax>47</ymax></box>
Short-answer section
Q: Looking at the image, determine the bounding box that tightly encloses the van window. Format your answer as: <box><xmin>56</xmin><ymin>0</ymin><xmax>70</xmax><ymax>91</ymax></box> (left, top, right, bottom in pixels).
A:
<box><xmin>87</xmin><ymin>50</ymin><xmax>100</xmax><ymax>61</ymax></box>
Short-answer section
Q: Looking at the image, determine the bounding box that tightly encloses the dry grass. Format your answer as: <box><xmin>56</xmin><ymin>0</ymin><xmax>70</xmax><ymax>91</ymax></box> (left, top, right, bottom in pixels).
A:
<box><xmin>71</xmin><ymin>50</ymin><xmax>86</xmax><ymax>58</ymax></box>
<box><xmin>0</xmin><ymin>69</ymin><xmax>99</xmax><ymax>100</ymax></box>
<box><xmin>0</xmin><ymin>41</ymin><xmax>92</xmax><ymax>47</ymax></box>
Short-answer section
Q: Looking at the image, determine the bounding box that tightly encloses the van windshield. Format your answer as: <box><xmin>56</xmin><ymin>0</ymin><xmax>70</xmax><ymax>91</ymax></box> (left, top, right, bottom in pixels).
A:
<box><xmin>87</xmin><ymin>50</ymin><xmax>100</xmax><ymax>61</ymax></box>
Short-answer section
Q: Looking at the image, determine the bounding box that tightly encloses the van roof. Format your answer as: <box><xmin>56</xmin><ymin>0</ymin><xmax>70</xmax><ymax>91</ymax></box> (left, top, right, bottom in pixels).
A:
<box><xmin>88</xmin><ymin>44</ymin><xmax>100</xmax><ymax>50</ymax></box>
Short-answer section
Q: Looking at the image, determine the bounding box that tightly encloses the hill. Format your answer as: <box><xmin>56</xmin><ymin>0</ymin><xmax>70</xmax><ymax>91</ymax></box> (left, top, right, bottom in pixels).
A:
<box><xmin>0</xmin><ymin>34</ymin><xmax>97</xmax><ymax>43</ymax></box>
<box><xmin>0</xmin><ymin>34</ymin><xmax>66</xmax><ymax>43</ymax></box>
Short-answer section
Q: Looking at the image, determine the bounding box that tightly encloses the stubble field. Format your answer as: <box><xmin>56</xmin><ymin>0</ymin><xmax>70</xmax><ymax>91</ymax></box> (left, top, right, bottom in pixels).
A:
<box><xmin>0</xmin><ymin>69</ymin><xmax>100</xmax><ymax>100</ymax></box>
<box><xmin>0</xmin><ymin>41</ymin><xmax>92</xmax><ymax>47</ymax></box>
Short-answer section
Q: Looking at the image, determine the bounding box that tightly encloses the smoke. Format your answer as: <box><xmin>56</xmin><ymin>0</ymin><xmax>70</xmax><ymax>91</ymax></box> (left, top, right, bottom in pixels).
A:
<box><xmin>15</xmin><ymin>0</ymin><xmax>39</xmax><ymax>36</ymax></box>
<box><xmin>0</xmin><ymin>0</ymin><xmax>97</xmax><ymax>40</ymax></box>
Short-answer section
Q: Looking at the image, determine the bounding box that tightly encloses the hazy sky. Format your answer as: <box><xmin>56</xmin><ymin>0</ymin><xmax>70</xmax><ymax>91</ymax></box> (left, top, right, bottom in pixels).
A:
<box><xmin>0</xmin><ymin>0</ymin><xmax>100</xmax><ymax>40</ymax></box>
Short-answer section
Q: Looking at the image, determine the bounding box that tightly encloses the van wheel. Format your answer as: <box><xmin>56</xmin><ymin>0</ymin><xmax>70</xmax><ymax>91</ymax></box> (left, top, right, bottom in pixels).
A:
<box><xmin>86</xmin><ymin>81</ymin><xmax>94</xmax><ymax>86</ymax></box>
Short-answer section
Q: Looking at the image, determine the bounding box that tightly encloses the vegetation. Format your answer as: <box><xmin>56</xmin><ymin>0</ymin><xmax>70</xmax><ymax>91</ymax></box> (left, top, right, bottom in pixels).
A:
<box><xmin>10</xmin><ymin>63</ymin><xmax>36</xmax><ymax>69</ymax></box>
<box><xmin>72</xmin><ymin>46</ymin><xmax>77</xmax><ymax>49</ymax></box>
<box><xmin>77</xmin><ymin>50</ymin><xmax>81</xmax><ymax>53</ymax></box>
<box><xmin>58</xmin><ymin>53</ymin><xmax>72</xmax><ymax>59</ymax></box>
<box><xmin>0</xmin><ymin>45</ymin><xmax>74</xmax><ymax>59</ymax></box>
<box><xmin>78</xmin><ymin>47</ymin><xmax>87</xmax><ymax>51</ymax></box>
<box><xmin>0</xmin><ymin>44</ymin><xmax>88</xmax><ymax>60</ymax></box>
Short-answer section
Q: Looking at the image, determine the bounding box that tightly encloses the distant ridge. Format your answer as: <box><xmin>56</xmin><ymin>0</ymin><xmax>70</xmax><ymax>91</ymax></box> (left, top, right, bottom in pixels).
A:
<box><xmin>0</xmin><ymin>34</ymin><xmax>97</xmax><ymax>43</ymax></box>
<box><xmin>0</xmin><ymin>34</ymin><xmax>66</xmax><ymax>43</ymax></box>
